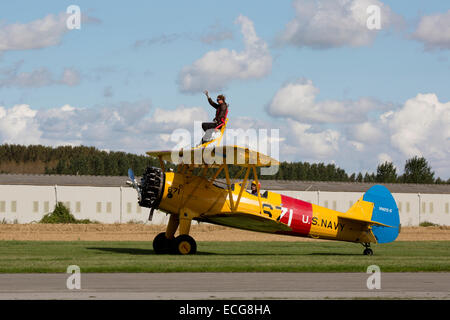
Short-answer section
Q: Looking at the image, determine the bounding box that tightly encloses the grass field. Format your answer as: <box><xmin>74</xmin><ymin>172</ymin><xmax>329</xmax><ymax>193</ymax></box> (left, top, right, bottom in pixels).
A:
<box><xmin>0</xmin><ymin>240</ymin><xmax>449</xmax><ymax>273</ymax></box>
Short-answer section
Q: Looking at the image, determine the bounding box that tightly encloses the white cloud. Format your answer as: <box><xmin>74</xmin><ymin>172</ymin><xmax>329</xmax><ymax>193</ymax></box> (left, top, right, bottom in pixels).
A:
<box><xmin>0</xmin><ymin>61</ymin><xmax>81</xmax><ymax>88</ymax></box>
<box><xmin>138</xmin><ymin>106</ymin><xmax>209</xmax><ymax>133</ymax></box>
<box><xmin>1</xmin><ymin>93</ymin><xmax>449</xmax><ymax>178</ymax></box>
<box><xmin>178</xmin><ymin>15</ymin><xmax>272</xmax><ymax>93</ymax></box>
<box><xmin>412</xmin><ymin>10</ymin><xmax>450</xmax><ymax>50</ymax></box>
<box><xmin>0</xmin><ymin>102</ymin><xmax>211</xmax><ymax>154</ymax></box>
<box><xmin>286</xmin><ymin>120</ymin><xmax>341</xmax><ymax>159</ymax></box>
<box><xmin>389</xmin><ymin>93</ymin><xmax>450</xmax><ymax>161</ymax></box>
<box><xmin>352</xmin><ymin>121</ymin><xmax>384</xmax><ymax>143</ymax></box>
<box><xmin>267</xmin><ymin>79</ymin><xmax>386</xmax><ymax>123</ymax></box>
<box><xmin>60</xmin><ymin>68</ymin><xmax>80</xmax><ymax>86</ymax></box>
<box><xmin>0</xmin><ymin>104</ymin><xmax>41</xmax><ymax>145</ymax></box>
<box><xmin>342</xmin><ymin>93</ymin><xmax>450</xmax><ymax>177</ymax></box>
<box><xmin>266</xmin><ymin>80</ymin><xmax>449</xmax><ymax>177</ymax></box>
<box><xmin>0</xmin><ymin>12</ymin><xmax>100</xmax><ymax>53</ymax></box>
<box><xmin>278</xmin><ymin>0</ymin><xmax>400</xmax><ymax>49</ymax></box>
<box><xmin>0</xmin><ymin>13</ymin><xmax>68</xmax><ymax>53</ymax></box>
<box><xmin>377</xmin><ymin>153</ymin><xmax>393</xmax><ymax>165</ymax></box>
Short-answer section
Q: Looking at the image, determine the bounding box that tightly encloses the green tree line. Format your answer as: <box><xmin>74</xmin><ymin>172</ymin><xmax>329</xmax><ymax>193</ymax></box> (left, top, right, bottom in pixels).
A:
<box><xmin>0</xmin><ymin>144</ymin><xmax>159</xmax><ymax>176</ymax></box>
<box><xmin>0</xmin><ymin>144</ymin><xmax>448</xmax><ymax>183</ymax></box>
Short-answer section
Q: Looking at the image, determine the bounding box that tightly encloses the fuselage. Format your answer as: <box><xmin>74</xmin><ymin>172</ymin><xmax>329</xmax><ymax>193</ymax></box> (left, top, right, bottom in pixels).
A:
<box><xmin>156</xmin><ymin>171</ymin><xmax>373</xmax><ymax>243</ymax></box>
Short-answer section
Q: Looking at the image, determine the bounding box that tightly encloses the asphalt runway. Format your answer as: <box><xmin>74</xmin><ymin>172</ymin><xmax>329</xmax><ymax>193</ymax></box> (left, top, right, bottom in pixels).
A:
<box><xmin>0</xmin><ymin>272</ymin><xmax>449</xmax><ymax>299</ymax></box>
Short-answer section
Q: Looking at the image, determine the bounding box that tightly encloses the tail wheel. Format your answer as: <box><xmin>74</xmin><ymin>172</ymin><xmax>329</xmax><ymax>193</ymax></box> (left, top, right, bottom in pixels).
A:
<box><xmin>153</xmin><ymin>232</ymin><xmax>172</xmax><ymax>254</ymax></box>
<box><xmin>173</xmin><ymin>235</ymin><xmax>197</xmax><ymax>255</ymax></box>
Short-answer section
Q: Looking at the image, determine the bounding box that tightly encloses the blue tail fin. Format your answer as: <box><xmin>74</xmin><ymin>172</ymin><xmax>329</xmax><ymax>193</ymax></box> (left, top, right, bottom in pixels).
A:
<box><xmin>363</xmin><ymin>185</ymin><xmax>400</xmax><ymax>243</ymax></box>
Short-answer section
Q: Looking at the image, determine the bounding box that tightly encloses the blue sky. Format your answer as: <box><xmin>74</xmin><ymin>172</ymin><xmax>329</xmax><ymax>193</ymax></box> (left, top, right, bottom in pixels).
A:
<box><xmin>0</xmin><ymin>0</ymin><xmax>449</xmax><ymax>178</ymax></box>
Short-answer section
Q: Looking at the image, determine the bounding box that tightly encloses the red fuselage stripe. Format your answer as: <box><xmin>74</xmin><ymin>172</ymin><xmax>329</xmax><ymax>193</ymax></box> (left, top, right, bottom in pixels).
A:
<box><xmin>279</xmin><ymin>195</ymin><xmax>313</xmax><ymax>236</ymax></box>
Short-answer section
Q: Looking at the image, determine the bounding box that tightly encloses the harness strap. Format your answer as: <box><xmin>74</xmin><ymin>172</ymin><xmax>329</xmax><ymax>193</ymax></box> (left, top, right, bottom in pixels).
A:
<box><xmin>215</xmin><ymin>108</ymin><xmax>228</xmax><ymax>130</ymax></box>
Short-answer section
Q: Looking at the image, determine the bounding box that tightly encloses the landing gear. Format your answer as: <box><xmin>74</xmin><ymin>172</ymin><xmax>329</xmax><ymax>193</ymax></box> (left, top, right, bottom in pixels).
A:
<box><xmin>153</xmin><ymin>211</ymin><xmax>197</xmax><ymax>255</ymax></box>
<box><xmin>152</xmin><ymin>233</ymin><xmax>197</xmax><ymax>255</ymax></box>
<box><xmin>362</xmin><ymin>243</ymin><xmax>373</xmax><ymax>256</ymax></box>
<box><xmin>173</xmin><ymin>234</ymin><xmax>197</xmax><ymax>255</ymax></box>
<box><xmin>152</xmin><ymin>232</ymin><xmax>173</xmax><ymax>254</ymax></box>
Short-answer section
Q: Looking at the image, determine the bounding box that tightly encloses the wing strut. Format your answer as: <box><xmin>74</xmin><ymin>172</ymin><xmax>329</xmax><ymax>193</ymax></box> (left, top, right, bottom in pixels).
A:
<box><xmin>223</xmin><ymin>164</ymin><xmax>234</xmax><ymax>211</ymax></box>
<box><xmin>234</xmin><ymin>166</ymin><xmax>251</xmax><ymax>212</ymax></box>
<box><xmin>252</xmin><ymin>165</ymin><xmax>263</xmax><ymax>215</ymax></box>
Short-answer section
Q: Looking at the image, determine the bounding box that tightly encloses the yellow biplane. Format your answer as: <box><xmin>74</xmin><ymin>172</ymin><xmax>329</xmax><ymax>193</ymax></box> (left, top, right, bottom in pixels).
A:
<box><xmin>128</xmin><ymin>121</ymin><xmax>400</xmax><ymax>255</ymax></box>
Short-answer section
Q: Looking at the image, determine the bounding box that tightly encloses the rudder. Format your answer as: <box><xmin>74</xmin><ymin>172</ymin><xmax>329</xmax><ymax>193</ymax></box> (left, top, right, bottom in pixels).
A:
<box><xmin>363</xmin><ymin>185</ymin><xmax>400</xmax><ymax>243</ymax></box>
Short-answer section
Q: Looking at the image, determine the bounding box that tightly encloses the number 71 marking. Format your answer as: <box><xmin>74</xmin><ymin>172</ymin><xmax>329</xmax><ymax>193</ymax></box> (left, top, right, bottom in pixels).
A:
<box><xmin>277</xmin><ymin>206</ymin><xmax>293</xmax><ymax>227</ymax></box>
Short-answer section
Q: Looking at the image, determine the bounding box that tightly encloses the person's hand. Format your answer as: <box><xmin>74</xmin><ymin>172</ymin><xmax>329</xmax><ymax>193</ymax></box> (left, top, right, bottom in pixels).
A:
<box><xmin>204</xmin><ymin>90</ymin><xmax>209</xmax><ymax>97</ymax></box>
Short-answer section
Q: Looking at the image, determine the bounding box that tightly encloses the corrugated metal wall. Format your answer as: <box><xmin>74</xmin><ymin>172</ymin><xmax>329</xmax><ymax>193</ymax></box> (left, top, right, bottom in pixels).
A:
<box><xmin>0</xmin><ymin>185</ymin><xmax>449</xmax><ymax>226</ymax></box>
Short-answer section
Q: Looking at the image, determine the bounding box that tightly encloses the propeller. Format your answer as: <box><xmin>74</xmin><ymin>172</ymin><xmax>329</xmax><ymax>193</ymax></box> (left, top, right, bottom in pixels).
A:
<box><xmin>127</xmin><ymin>168</ymin><xmax>141</xmax><ymax>201</ymax></box>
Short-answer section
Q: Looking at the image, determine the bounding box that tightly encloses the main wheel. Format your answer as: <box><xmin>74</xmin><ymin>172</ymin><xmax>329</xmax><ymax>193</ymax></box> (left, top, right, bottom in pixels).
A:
<box><xmin>153</xmin><ymin>232</ymin><xmax>172</xmax><ymax>254</ymax></box>
<box><xmin>173</xmin><ymin>235</ymin><xmax>197</xmax><ymax>255</ymax></box>
<box><xmin>363</xmin><ymin>248</ymin><xmax>373</xmax><ymax>256</ymax></box>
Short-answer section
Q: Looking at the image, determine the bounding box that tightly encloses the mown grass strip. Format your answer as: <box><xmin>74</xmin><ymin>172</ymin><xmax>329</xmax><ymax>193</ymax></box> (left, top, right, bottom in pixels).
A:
<box><xmin>0</xmin><ymin>241</ymin><xmax>448</xmax><ymax>273</ymax></box>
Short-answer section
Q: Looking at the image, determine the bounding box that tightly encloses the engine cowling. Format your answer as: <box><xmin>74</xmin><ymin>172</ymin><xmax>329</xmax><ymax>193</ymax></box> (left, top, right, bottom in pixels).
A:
<box><xmin>138</xmin><ymin>166</ymin><xmax>165</xmax><ymax>210</ymax></box>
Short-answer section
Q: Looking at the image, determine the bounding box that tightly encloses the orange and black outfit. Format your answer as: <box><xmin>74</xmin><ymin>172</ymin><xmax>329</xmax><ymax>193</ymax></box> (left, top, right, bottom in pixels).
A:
<box><xmin>201</xmin><ymin>97</ymin><xmax>228</xmax><ymax>144</ymax></box>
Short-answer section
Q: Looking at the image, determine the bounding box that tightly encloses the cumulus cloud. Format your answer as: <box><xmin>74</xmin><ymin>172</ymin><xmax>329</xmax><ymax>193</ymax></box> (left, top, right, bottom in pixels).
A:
<box><xmin>0</xmin><ymin>12</ymin><xmax>100</xmax><ymax>53</ymax></box>
<box><xmin>151</xmin><ymin>106</ymin><xmax>208</xmax><ymax>127</ymax></box>
<box><xmin>278</xmin><ymin>0</ymin><xmax>400</xmax><ymax>49</ymax></box>
<box><xmin>178</xmin><ymin>15</ymin><xmax>272</xmax><ymax>93</ymax></box>
<box><xmin>265</xmin><ymin>78</ymin><xmax>449</xmax><ymax>177</ymax></box>
<box><xmin>0</xmin><ymin>104</ymin><xmax>41</xmax><ymax>145</ymax></box>
<box><xmin>412</xmin><ymin>10</ymin><xmax>450</xmax><ymax>50</ymax></box>
<box><xmin>0</xmin><ymin>13</ymin><xmax>68</xmax><ymax>52</ymax></box>
<box><xmin>0</xmin><ymin>102</ymin><xmax>209</xmax><ymax>154</ymax></box>
<box><xmin>351</xmin><ymin>121</ymin><xmax>384</xmax><ymax>143</ymax></box>
<box><xmin>267</xmin><ymin>79</ymin><xmax>387</xmax><ymax>123</ymax></box>
<box><xmin>389</xmin><ymin>93</ymin><xmax>450</xmax><ymax>161</ymax></box>
<box><xmin>377</xmin><ymin>152</ymin><xmax>393</xmax><ymax>165</ymax></box>
<box><xmin>0</xmin><ymin>61</ymin><xmax>80</xmax><ymax>88</ymax></box>
<box><xmin>342</xmin><ymin>93</ymin><xmax>450</xmax><ymax>177</ymax></box>
<box><xmin>1</xmin><ymin>94</ymin><xmax>448</xmax><ymax>177</ymax></box>
<box><xmin>285</xmin><ymin>120</ymin><xmax>341</xmax><ymax>159</ymax></box>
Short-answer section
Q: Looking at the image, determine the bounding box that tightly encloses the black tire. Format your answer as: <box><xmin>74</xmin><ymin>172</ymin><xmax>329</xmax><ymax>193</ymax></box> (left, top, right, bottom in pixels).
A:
<box><xmin>363</xmin><ymin>248</ymin><xmax>373</xmax><ymax>256</ymax></box>
<box><xmin>153</xmin><ymin>232</ymin><xmax>172</xmax><ymax>254</ymax></box>
<box><xmin>172</xmin><ymin>235</ymin><xmax>197</xmax><ymax>255</ymax></box>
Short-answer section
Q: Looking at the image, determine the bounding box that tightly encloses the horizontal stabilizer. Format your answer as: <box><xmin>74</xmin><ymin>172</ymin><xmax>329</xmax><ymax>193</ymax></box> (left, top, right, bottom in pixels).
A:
<box><xmin>338</xmin><ymin>198</ymin><xmax>394</xmax><ymax>228</ymax></box>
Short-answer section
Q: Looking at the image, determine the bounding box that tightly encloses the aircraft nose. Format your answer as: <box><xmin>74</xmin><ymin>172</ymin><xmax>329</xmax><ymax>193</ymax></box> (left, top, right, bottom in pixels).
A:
<box><xmin>138</xmin><ymin>166</ymin><xmax>165</xmax><ymax>210</ymax></box>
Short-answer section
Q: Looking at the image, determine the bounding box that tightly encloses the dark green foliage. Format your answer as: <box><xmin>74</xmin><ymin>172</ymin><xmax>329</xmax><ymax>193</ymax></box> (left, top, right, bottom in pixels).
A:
<box><xmin>40</xmin><ymin>202</ymin><xmax>94</xmax><ymax>224</ymax></box>
<box><xmin>0</xmin><ymin>144</ymin><xmax>161</xmax><ymax>177</ymax></box>
<box><xmin>419</xmin><ymin>221</ymin><xmax>439</xmax><ymax>227</ymax></box>
<box><xmin>40</xmin><ymin>202</ymin><xmax>77</xmax><ymax>224</ymax></box>
<box><xmin>402</xmin><ymin>156</ymin><xmax>435</xmax><ymax>184</ymax></box>
<box><xmin>376</xmin><ymin>161</ymin><xmax>397</xmax><ymax>183</ymax></box>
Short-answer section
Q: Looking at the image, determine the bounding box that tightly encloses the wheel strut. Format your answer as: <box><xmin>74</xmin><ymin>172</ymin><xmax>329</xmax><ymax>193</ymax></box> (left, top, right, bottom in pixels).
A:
<box><xmin>362</xmin><ymin>243</ymin><xmax>373</xmax><ymax>256</ymax></box>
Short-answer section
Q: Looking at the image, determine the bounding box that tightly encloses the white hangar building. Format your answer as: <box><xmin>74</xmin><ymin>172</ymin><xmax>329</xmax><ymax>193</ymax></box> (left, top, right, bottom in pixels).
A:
<box><xmin>0</xmin><ymin>174</ymin><xmax>449</xmax><ymax>226</ymax></box>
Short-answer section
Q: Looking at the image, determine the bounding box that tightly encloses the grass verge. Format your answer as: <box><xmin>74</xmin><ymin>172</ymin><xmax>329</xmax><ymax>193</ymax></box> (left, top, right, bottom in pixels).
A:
<box><xmin>0</xmin><ymin>240</ymin><xmax>448</xmax><ymax>273</ymax></box>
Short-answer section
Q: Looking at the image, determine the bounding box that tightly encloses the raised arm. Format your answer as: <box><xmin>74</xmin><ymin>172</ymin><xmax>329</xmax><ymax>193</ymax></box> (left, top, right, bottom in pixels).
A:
<box><xmin>204</xmin><ymin>90</ymin><xmax>219</xmax><ymax>109</ymax></box>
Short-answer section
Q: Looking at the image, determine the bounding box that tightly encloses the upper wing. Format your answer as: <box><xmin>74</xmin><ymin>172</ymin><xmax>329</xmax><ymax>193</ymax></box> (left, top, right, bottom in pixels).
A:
<box><xmin>146</xmin><ymin>145</ymin><xmax>279</xmax><ymax>167</ymax></box>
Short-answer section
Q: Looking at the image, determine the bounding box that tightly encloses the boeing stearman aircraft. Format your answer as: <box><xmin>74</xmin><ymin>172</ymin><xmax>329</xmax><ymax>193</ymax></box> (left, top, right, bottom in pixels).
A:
<box><xmin>128</xmin><ymin>118</ymin><xmax>400</xmax><ymax>255</ymax></box>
